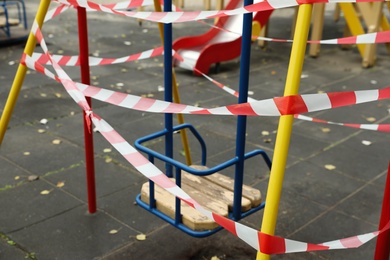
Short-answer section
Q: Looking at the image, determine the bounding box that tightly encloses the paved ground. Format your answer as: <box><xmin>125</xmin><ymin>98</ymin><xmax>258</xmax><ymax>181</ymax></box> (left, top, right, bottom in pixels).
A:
<box><xmin>1</xmin><ymin>1</ymin><xmax>390</xmax><ymax>259</ymax></box>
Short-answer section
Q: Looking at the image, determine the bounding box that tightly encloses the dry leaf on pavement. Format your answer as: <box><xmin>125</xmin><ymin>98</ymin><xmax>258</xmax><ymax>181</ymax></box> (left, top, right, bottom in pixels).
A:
<box><xmin>40</xmin><ymin>190</ymin><xmax>51</xmax><ymax>195</ymax></box>
<box><xmin>136</xmin><ymin>234</ymin><xmax>146</xmax><ymax>241</ymax></box>
<box><xmin>324</xmin><ymin>164</ymin><xmax>336</xmax><ymax>170</ymax></box>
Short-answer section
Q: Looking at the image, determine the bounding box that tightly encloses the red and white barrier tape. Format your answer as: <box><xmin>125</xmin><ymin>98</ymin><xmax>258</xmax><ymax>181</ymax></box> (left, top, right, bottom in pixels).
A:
<box><xmin>294</xmin><ymin>114</ymin><xmax>390</xmax><ymax>132</ymax></box>
<box><xmin>191</xmin><ymin>68</ymin><xmax>390</xmax><ymax>132</ymax></box>
<box><xmin>44</xmin><ymin>4</ymin><xmax>70</xmax><ymax>22</ymax></box>
<box><xmin>23</xmin><ymin>51</ymin><xmax>390</xmax><ymax>131</ymax></box>
<box><xmin>31</xmin><ymin>47</ymin><xmax>164</xmax><ymax>66</ymax></box>
<box><xmin>24</xmin><ymin>18</ymin><xmax>390</xmax><ymax>255</ymax></box>
<box><xmin>26</xmin><ymin>42</ymin><xmax>390</xmax><ymax>133</ymax></box>
<box><xmin>53</xmin><ymin>0</ymin><xmax>390</xmax><ymax>24</ymax></box>
<box><xmin>201</xmin><ymin>18</ymin><xmax>390</xmax><ymax>45</ymax></box>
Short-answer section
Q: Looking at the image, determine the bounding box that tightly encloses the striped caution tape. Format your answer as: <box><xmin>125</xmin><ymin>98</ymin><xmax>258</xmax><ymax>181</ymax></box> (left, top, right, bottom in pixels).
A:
<box><xmin>201</xmin><ymin>18</ymin><xmax>390</xmax><ymax>45</ymax></box>
<box><xmin>23</xmin><ymin>51</ymin><xmax>390</xmax><ymax>118</ymax></box>
<box><xmin>23</xmin><ymin>49</ymin><xmax>390</xmax><ymax>126</ymax></box>
<box><xmin>191</xmin><ymin>67</ymin><xmax>390</xmax><ymax>132</ymax></box>
<box><xmin>91</xmin><ymin>112</ymin><xmax>390</xmax><ymax>255</ymax></box>
<box><xmin>31</xmin><ymin>47</ymin><xmax>164</xmax><ymax>66</ymax></box>
<box><xmin>23</xmin><ymin>29</ymin><xmax>390</xmax><ymax>132</ymax></box>
<box><xmin>30</xmin><ymin>26</ymin><xmax>390</xmax><ymax>68</ymax></box>
<box><xmin>24</xmin><ymin>53</ymin><xmax>390</xmax><ymax>132</ymax></box>
<box><xmin>47</xmin><ymin>0</ymin><xmax>390</xmax><ymax>46</ymax></box>
<box><xmin>44</xmin><ymin>3</ymin><xmax>70</xmax><ymax>22</ymax></box>
<box><xmin>45</xmin><ymin>0</ymin><xmax>156</xmax><ymax>23</ymax></box>
<box><xmin>54</xmin><ymin>0</ymin><xmax>390</xmax><ymax>24</ymax></box>
<box><xmin>25</xmin><ymin>18</ymin><xmax>390</xmax><ymax>255</ymax></box>
<box><xmin>294</xmin><ymin>114</ymin><xmax>390</xmax><ymax>132</ymax></box>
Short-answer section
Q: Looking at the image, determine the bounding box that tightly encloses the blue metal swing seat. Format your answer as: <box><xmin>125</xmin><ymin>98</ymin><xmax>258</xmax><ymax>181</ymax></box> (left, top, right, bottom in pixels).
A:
<box><xmin>134</xmin><ymin>0</ymin><xmax>266</xmax><ymax>238</ymax></box>
<box><xmin>135</xmin><ymin>124</ymin><xmax>272</xmax><ymax>237</ymax></box>
<box><xmin>0</xmin><ymin>0</ymin><xmax>28</xmax><ymax>38</ymax></box>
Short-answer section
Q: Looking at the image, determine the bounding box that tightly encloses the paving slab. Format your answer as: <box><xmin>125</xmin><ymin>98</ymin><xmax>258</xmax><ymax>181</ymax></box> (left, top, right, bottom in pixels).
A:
<box><xmin>0</xmin><ymin>1</ymin><xmax>389</xmax><ymax>259</ymax></box>
<box><xmin>0</xmin><ymin>180</ymin><xmax>82</xmax><ymax>233</ymax></box>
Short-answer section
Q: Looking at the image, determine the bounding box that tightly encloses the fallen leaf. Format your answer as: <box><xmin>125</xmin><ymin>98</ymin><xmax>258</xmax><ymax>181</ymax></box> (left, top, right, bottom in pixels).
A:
<box><xmin>261</xmin><ymin>130</ymin><xmax>269</xmax><ymax>136</ymax></box>
<box><xmin>40</xmin><ymin>190</ymin><xmax>51</xmax><ymax>195</ymax></box>
<box><xmin>124</xmin><ymin>41</ymin><xmax>131</xmax><ymax>46</ymax></box>
<box><xmin>37</xmin><ymin>129</ymin><xmax>46</xmax><ymax>134</ymax></box>
<box><xmin>103</xmin><ymin>148</ymin><xmax>112</xmax><ymax>153</ymax></box>
<box><xmin>52</xmin><ymin>139</ymin><xmax>62</xmax><ymax>145</ymax></box>
<box><xmin>40</xmin><ymin>118</ymin><xmax>48</xmax><ymax>125</ymax></box>
<box><xmin>105</xmin><ymin>157</ymin><xmax>113</xmax><ymax>163</ymax></box>
<box><xmin>325</xmin><ymin>164</ymin><xmax>336</xmax><ymax>170</ymax></box>
<box><xmin>362</xmin><ymin>140</ymin><xmax>372</xmax><ymax>146</ymax></box>
<box><xmin>55</xmin><ymin>93</ymin><xmax>62</xmax><ymax>98</ymax></box>
<box><xmin>321</xmin><ymin>127</ymin><xmax>331</xmax><ymax>133</ymax></box>
<box><xmin>370</xmin><ymin>80</ymin><xmax>377</xmax><ymax>85</ymax></box>
<box><xmin>211</xmin><ymin>256</ymin><xmax>220</xmax><ymax>260</ymax></box>
<box><xmin>23</xmin><ymin>151</ymin><xmax>30</xmax><ymax>156</ymax></box>
<box><xmin>136</xmin><ymin>234</ymin><xmax>146</xmax><ymax>241</ymax></box>
<box><xmin>271</xmin><ymin>70</ymin><xmax>276</xmax><ymax>75</ymax></box>
<box><xmin>263</xmin><ymin>138</ymin><xmax>272</xmax><ymax>143</ymax></box>
<box><xmin>40</xmin><ymin>93</ymin><xmax>47</xmax><ymax>97</ymax></box>
<box><xmin>7</xmin><ymin>240</ymin><xmax>16</xmax><ymax>246</ymax></box>
<box><xmin>366</xmin><ymin>117</ymin><xmax>376</xmax><ymax>122</ymax></box>
<box><xmin>28</xmin><ymin>175</ymin><xmax>39</xmax><ymax>181</ymax></box>
<box><xmin>109</xmin><ymin>229</ymin><xmax>119</xmax><ymax>234</ymax></box>
<box><xmin>56</xmin><ymin>181</ymin><xmax>65</xmax><ymax>188</ymax></box>
<box><xmin>14</xmin><ymin>176</ymin><xmax>20</xmax><ymax>180</ymax></box>
<box><xmin>147</xmin><ymin>93</ymin><xmax>154</xmax><ymax>97</ymax></box>
<box><xmin>116</xmin><ymin>82</ymin><xmax>124</xmax><ymax>87</ymax></box>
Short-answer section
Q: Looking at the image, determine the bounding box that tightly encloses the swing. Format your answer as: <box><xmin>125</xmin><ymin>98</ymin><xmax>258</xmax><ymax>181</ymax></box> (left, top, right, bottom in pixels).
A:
<box><xmin>134</xmin><ymin>0</ymin><xmax>271</xmax><ymax>237</ymax></box>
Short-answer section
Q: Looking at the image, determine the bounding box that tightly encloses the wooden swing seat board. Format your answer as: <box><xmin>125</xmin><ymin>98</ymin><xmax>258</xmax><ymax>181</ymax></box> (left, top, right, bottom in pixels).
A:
<box><xmin>0</xmin><ymin>17</ymin><xmax>19</xmax><ymax>27</ymax></box>
<box><xmin>140</xmin><ymin>165</ymin><xmax>261</xmax><ymax>231</ymax></box>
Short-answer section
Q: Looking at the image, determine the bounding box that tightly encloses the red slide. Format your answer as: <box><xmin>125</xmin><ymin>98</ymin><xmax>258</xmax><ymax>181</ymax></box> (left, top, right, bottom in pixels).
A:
<box><xmin>172</xmin><ymin>0</ymin><xmax>273</xmax><ymax>75</ymax></box>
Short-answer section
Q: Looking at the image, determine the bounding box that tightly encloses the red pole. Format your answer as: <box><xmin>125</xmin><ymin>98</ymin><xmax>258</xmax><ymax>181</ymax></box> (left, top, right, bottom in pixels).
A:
<box><xmin>77</xmin><ymin>6</ymin><xmax>97</xmax><ymax>213</ymax></box>
<box><xmin>374</xmin><ymin>161</ymin><xmax>390</xmax><ymax>259</ymax></box>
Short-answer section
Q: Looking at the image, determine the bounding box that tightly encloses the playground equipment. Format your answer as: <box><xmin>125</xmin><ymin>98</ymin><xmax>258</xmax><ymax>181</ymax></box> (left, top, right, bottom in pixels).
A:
<box><xmin>172</xmin><ymin>0</ymin><xmax>272</xmax><ymax>75</ymax></box>
<box><xmin>0</xmin><ymin>0</ymin><xmax>28</xmax><ymax>38</ymax></box>
<box><xmin>306</xmin><ymin>3</ymin><xmax>390</xmax><ymax>66</ymax></box>
<box><xmin>135</xmin><ymin>0</ymin><xmax>272</xmax><ymax>237</ymax></box>
<box><xmin>1</xmin><ymin>0</ymin><xmax>389</xmax><ymax>258</ymax></box>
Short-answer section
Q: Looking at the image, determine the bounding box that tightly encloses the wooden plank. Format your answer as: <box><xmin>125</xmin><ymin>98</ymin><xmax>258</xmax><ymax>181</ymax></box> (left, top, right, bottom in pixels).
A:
<box><xmin>0</xmin><ymin>18</ymin><xmax>20</xmax><ymax>27</ymax></box>
<box><xmin>190</xmin><ymin>165</ymin><xmax>262</xmax><ymax>207</ymax></box>
<box><xmin>309</xmin><ymin>4</ymin><xmax>326</xmax><ymax>57</ymax></box>
<box><xmin>182</xmin><ymin>168</ymin><xmax>253</xmax><ymax>211</ymax></box>
<box><xmin>140</xmin><ymin>181</ymin><xmax>225</xmax><ymax>231</ymax></box>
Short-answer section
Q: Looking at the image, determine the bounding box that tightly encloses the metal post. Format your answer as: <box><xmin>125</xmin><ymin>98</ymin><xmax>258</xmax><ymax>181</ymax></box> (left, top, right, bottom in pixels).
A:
<box><xmin>164</xmin><ymin>0</ymin><xmax>173</xmax><ymax>177</ymax></box>
<box><xmin>0</xmin><ymin>0</ymin><xmax>52</xmax><ymax>144</ymax></box>
<box><xmin>77</xmin><ymin>6</ymin><xmax>96</xmax><ymax>213</ymax></box>
<box><xmin>257</xmin><ymin>4</ymin><xmax>313</xmax><ymax>259</ymax></box>
<box><xmin>374</xmin><ymin>161</ymin><xmax>390</xmax><ymax>259</ymax></box>
<box><xmin>232</xmin><ymin>0</ymin><xmax>253</xmax><ymax>220</ymax></box>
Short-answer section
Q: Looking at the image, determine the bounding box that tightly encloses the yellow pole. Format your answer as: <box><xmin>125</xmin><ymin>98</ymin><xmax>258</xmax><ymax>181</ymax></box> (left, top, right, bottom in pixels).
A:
<box><xmin>153</xmin><ymin>0</ymin><xmax>192</xmax><ymax>165</ymax></box>
<box><xmin>0</xmin><ymin>0</ymin><xmax>52</xmax><ymax>144</ymax></box>
<box><xmin>338</xmin><ymin>4</ymin><xmax>366</xmax><ymax>58</ymax></box>
<box><xmin>257</xmin><ymin>4</ymin><xmax>312</xmax><ymax>259</ymax></box>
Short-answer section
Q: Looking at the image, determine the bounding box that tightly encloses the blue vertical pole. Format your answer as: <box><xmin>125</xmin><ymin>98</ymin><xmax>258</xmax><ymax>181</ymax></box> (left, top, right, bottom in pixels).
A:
<box><xmin>233</xmin><ymin>0</ymin><xmax>253</xmax><ymax>220</ymax></box>
<box><xmin>164</xmin><ymin>0</ymin><xmax>173</xmax><ymax>177</ymax></box>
